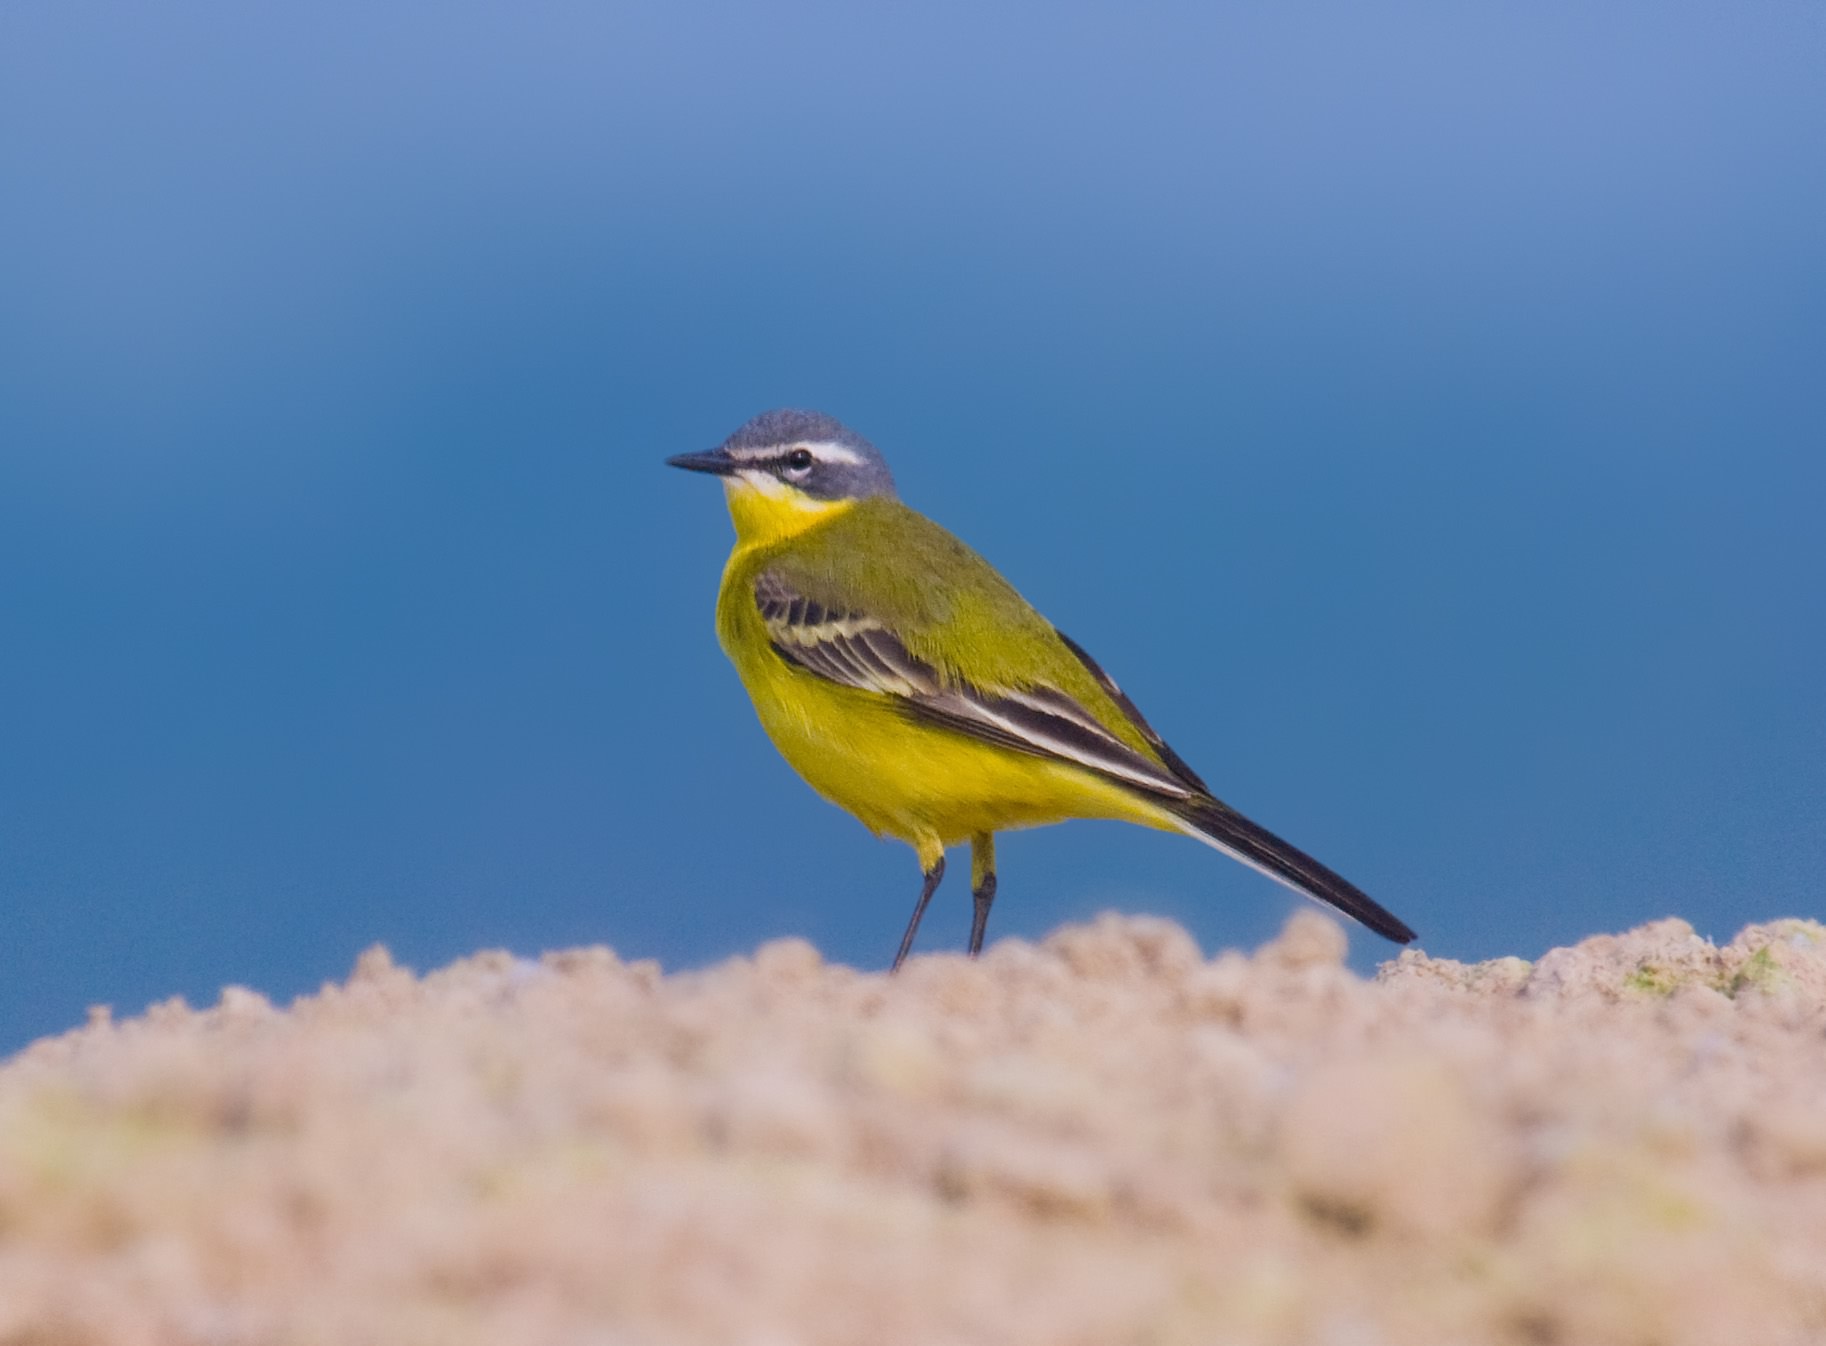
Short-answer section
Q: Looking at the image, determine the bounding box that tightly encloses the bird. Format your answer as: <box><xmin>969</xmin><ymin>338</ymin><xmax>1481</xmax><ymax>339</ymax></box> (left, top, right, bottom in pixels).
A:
<box><xmin>668</xmin><ymin>409</ymin><xmax>1416</xmax><ymax>969</ymax></box>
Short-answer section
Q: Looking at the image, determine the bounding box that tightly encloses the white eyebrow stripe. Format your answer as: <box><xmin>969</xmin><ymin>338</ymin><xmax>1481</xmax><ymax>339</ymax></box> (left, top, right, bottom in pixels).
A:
<box><xmin>800</xmin><ymin>440</ymin><xmax>865</xmax><ymax>465</ymax></box>
<box><xmin>724</xmin><ymin>439</ymin><xmax>865</xmax><ymax>466</ymax></box>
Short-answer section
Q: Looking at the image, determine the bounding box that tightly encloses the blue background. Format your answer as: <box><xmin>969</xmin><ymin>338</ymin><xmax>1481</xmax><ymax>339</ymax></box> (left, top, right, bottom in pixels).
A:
<box><xmin>2</xmin><ymin>3</ymin><xmax>1822</xmax><ymax>1052</ymax></box>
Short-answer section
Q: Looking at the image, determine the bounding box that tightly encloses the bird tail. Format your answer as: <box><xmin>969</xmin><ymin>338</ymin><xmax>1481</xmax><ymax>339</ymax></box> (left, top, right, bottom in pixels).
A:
<box><xmin>1164</xmin><ymin>794</ymin><xmax>1417</xmax><ymax>944</ymax></box>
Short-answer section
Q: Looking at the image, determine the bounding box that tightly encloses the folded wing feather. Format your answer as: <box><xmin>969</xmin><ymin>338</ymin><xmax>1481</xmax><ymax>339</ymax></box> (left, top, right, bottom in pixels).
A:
<box><xmin>754</xmin><ymin>569</ymin><xmax>1194</xmax><ymax>798</ymax></box>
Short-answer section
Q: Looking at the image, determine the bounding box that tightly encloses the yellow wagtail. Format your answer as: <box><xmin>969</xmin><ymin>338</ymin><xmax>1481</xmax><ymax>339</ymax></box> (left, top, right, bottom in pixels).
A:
<box><xmin>669</xmin><ymin>409</ymin><xmax>1416</xmax><ymax>968</ymax></box>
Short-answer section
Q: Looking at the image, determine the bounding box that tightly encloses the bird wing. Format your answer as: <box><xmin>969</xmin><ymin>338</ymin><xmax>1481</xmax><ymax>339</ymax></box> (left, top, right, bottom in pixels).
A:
<box><xmin>753</xmin><ymin>568</ymin><xmax>1199</xmax><ymax>799</ymax></box>
<box><xmin>1050</xmin><ymin>630</ymin><xmax>1212</xmax><ymax>795</ymax></box>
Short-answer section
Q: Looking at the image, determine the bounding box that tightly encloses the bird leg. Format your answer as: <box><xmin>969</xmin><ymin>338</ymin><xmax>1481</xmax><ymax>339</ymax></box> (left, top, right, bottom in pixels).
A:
<box><xmin>968</xmin><ymin>833</ymin><xmax>997</xmax><ymax>956</ymax></box>
<box><xmin>891</xmin><ymin>853</ymin><xmax>946</xmax><ymax>972</ymax></box>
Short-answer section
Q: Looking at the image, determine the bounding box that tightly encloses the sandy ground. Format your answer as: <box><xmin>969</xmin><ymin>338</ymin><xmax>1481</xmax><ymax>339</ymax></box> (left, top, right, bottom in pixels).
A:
<box><xmin>2</xmin><ymin>912</ymin><xmax>1825</xmax><ymax>1346</ymax></box>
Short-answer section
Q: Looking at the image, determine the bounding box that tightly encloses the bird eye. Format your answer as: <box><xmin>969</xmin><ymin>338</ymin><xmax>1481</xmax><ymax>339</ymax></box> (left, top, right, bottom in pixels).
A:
<box><xmin>783</xmin><ymin>448</ymin><xmax>815</xmax><ymax>476</ymax></box>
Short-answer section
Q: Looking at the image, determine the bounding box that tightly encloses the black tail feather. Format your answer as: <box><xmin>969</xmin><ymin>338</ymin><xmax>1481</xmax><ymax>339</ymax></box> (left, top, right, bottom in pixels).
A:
<box><xmin>1170</xmin><ymin>795</ymin><xmax>1416</xmax><ymax>945</ymax></box>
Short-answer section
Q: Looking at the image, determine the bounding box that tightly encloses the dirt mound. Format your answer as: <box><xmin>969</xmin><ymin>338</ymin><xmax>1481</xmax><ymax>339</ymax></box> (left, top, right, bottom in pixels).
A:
<box><xmin>3</xmin><ymin>911</ymin><xmax>1824</xmax><ymax>1344</ymax></box>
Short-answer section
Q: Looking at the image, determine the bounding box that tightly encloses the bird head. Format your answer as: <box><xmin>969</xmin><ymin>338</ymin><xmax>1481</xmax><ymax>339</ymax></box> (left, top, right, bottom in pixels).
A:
<box><xmin>668</xmin><ymin>409</ymin><xmax>897</xmax><ymax>544</ymax></box>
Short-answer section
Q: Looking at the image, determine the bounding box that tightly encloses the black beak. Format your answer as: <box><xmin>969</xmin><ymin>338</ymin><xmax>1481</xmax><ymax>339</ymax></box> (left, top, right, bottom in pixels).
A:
<box><xmin>665</xmin><ymin>448</ymin><xmax>738</xmax><ymax>476</ymax></box>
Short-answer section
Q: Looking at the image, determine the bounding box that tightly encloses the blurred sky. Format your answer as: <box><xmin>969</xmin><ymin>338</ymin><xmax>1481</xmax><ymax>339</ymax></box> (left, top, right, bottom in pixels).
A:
<box><xmin>2</xmin><ymin>2</ymin><xmax>1823</xmax><ymax>1051</ymax></box>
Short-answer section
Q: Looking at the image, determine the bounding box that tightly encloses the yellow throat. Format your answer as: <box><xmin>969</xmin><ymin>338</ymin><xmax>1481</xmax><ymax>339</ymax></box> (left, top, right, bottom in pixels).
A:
<box><xmin>722</xmin><ymin>472</ymin><xmax>852</xmax><ymax>549</ymax></box>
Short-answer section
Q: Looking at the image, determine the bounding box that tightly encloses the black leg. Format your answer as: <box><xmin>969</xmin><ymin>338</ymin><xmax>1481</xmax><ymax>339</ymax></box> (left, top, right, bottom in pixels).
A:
<box><xmin>968</xmin><ymin>873</ymin><xmax>997</xmax><ymax>955</ymax></box>
<box><xmin>891</xmin><ymin>855</ymin><xmax>945</xmax><ymax>972</ymax></box>
<box><xmin>968</xmin><ymin>833</ymin><xmax>997</xmax><ymax>957</ymax></box>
